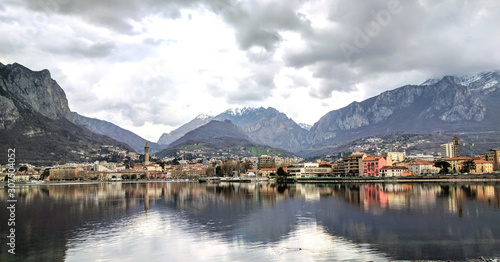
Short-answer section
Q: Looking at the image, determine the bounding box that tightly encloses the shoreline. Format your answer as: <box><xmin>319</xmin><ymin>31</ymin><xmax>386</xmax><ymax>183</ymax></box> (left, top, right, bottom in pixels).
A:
<box><xmin>293</xmin><ymin>173</ymin><xmax>500</xmax><ymax>183</ymax></box>
<box><xmin>3</xmin><ymin>174</ymin><xmax>500</xmax><ymax>187</ymax></box>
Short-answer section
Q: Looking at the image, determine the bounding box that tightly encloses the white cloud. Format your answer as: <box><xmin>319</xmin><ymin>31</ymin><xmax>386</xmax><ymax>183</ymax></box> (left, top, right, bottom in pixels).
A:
<box><xmin>2</xmin><ymin>0</ymin><xmax>500</xmax><ymax>142</ymax></box>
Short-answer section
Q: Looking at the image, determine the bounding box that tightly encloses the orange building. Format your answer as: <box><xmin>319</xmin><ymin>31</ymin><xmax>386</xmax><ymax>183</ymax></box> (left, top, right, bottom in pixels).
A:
<box><xmin>446</xmin><ymin>156</ymin><xmax>478</xmax><ymax>173</ymax></box>
<box><xmin>456</xmin><ymin>159</ymin><xmax>493</xmax><ymax>174</ymax></box>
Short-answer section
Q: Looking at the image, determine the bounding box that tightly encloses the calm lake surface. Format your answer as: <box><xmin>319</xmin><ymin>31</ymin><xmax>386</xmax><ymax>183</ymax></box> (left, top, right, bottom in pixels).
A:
<box><xmin>1</xmin><ymin>182</ymin><xmax>500</xmax><ymax>261</ymax></box>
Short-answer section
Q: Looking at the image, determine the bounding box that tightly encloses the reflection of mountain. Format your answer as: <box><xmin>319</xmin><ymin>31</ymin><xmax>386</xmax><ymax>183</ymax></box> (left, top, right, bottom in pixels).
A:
<box><xmin>2</xmin><ymin>183</ymin><xmax>500</xmax><ymax>261</ymax></box>
<box><xmin>0</xmin><ymin>183</ymin><xmax>150</xmax><ymax>262</ymax></box>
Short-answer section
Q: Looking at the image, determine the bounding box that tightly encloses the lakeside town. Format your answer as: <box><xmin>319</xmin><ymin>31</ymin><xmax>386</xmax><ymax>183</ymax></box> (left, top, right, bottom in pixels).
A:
<box><xmin>2</xmin><ymin>136</ymin><xmax>499</xmax><ymax>183</ymax></box>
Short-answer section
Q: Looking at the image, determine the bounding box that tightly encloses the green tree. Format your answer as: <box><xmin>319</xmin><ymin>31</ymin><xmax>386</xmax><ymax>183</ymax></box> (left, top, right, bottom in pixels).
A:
<box><xmin>435</xmin><ymin>161</ymin><xmax>451</xmax><ymax>174</ymax></box>
<box><xmin>277</xmin><ymin>167</ymin><xmax>287</xmax><ymax>178</ymax></box>
<box><xmin>460</xmin><ymin>160</ymin><xmax>475</xmax><ymax>173</ymax></box>
<box><xmin>215</xmin><ymin>165</ymin><xmax>222</xmax><ymax>177</ymax></box>
<box><xmin>40</xmin><ymin>169</ymin><xmax>51</xmax><ymax>180</ymax></box>
<box><xmin>277</xmin><ymin>167</ymin><xmax>287</xmax><ymax>183</ymax></box>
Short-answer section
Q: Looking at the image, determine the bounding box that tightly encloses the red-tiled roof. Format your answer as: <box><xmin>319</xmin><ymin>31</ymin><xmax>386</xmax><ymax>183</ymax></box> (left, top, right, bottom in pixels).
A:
<box><xmin>408</xmin><ymin>160</ymin><xmax>433</xmax><ymax>165</ymax></box>
<box><xmin>447</xmin><ymin>156</ymin><xmax>477</xmax><ymax>161</ymax></box>
<box><xmin>363</xmin><ymin>156</ymin><xmax>383</xmax><ymax>161</ymax></box>
<box><xmin>260</xmin><ymin>168</ymin><xmax>277</xmax><ymax>171</ymax></box>
<box><xmin>473</xmin><ymin>159</ymin><xmax>493</xmax><ymax>164</ymax></box>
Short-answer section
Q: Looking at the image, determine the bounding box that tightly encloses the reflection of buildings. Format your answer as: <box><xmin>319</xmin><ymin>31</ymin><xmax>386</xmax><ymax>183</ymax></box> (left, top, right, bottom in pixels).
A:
<box><xmin>4</xmin><ymin>181</ymin><xmax>500</xmax><ymax>262</ymax></box>
<box><xmin>446</xmin><ymin>184</ymin><xmax>500</xmax><ymax>217</ymax></box>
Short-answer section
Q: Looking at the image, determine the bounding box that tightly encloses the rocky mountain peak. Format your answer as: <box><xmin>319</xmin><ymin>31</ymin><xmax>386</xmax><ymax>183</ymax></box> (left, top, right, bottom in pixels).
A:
<box><xmin>0</xmin><ymin>62</ymin><xmax>74</xmax><ymax>123</ymax></box>
<box><xmin>309</xmin><ymin>75</ymin><xmax>488</xmax><ymax>145</ymax></box>
<box><xmin>422</xmin><ymin>70</ymin><xmax>500</xmax><ymax>95</ymax></box>
<box><xmin>195</xmin><ymin>113</ymin><xmax>213</xmax><ymax>120</ymax></box>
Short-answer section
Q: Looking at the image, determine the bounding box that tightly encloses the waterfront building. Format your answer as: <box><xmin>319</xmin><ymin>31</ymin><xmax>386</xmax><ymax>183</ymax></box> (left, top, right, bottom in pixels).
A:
<box><xmin>379</xmin><ymin>166</ymin><xmax>410</xmax><ymax>177</ymax></box>
<box><xmin>287</xmin><ymin>163</ymin><xmax>304</xmax><ymax>177</ymax></box>
<box><xmin>288</xmin><ymin>162</ymin><xmax>332</xmax><ymax>177</ymax></box>
<box><xmin>260</xmin><ymin>168</ymin><xmax>277</xmax><ymax>177</ymax></box>
<box><xmin>343</xmin><ymin>153</ymin><xmax>366</xmax><ymax>176</ymax></box>
<box><xmin>362</xmin><ymin>156</ymin><xmax>387</xmax><ymax>177</ymax></box>
<box><xmin>332</xmin><ymin>159</ymin><xmax>345</xmax><ymax>176</ymax></box>
<box><xmin>408</xmin><ymin>160</ymin><xmax>439</xmax><ymax>175</ymax></box>
<box><xmin>456</xmin><ymin>159</ymin><xmax>493</xmax><ymax>174</ymax></box>
<box><xmin>446</xmin><ymin>156</ymin><xmax>477</xmax><ymax>173</ymax></box>
<box><xmin>484</xmin><ymin>149</ymin><xmax>500</xmax><ymax>171</ymax></box>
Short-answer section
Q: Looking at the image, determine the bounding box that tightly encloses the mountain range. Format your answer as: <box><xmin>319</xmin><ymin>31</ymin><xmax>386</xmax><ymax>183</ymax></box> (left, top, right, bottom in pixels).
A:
<box><xmin>158</xmin><ymin>107</ymin><xmax>309</xmax><ymax>151</ymax></box>
<box><xmin>0</xmin><ymin>62</ymin><xmax>133</xmax><ymax>164</ymax></box>
<box><xmin>157</xmin><ymin>71</ymin><xmax>500</xmax><ymax>156</ymax></box>
<box><xmin>72</xmin><ymin>112</ymin><xmax>163</xmax><ymax>153</ymax></box>
<box><xmin>156</xmin><ymin>120</ymin><xmax>276</xmax><ymax>158</ymax></box>
<box><xmin>1</xmin><ymin>61</ymin><xmax>499</xmax><ymax>164</ymax></box>
<box><xmin>307</xmin><ymin>72</ymin><xmax>500</xmax><ymax>149</ymax></box>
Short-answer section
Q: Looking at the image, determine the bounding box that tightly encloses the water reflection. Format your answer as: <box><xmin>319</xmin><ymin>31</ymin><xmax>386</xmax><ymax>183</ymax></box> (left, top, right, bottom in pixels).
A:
<box><xmin>1</xmin><ymin>182</ymin><xmax>500</xmax><ymax>261</ymax></box>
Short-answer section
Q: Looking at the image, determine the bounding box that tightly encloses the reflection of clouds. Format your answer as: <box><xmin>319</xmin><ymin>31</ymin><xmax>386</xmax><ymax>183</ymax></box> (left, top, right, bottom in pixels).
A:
<box><xmin>9</xmin><ymin>182</ymin><xmax>500</xmax><ymax>261</ymax></box>
<box><xmin>267</xmin><ymin>221</ymin><xmax>388</xmax><ymax>262</ymax></box>
<box><xmin>65</xmin><ymin>211</ymin><xmax>388</xmax><ymax>262</ymax></box>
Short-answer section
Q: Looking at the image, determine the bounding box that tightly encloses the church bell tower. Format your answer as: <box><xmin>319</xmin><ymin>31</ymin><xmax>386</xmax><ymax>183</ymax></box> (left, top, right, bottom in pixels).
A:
<box><xmin>144</xmin><ymin>142</ymin><xmax>150</xmax><ymax>165</ymax></box>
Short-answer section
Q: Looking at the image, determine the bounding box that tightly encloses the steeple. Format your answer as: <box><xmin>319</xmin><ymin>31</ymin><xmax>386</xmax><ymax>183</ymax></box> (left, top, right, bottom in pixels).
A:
<box><xmin>144</xmin><ymin>142</ymin><xmax>150</xmax><ymax>165</ymax></box>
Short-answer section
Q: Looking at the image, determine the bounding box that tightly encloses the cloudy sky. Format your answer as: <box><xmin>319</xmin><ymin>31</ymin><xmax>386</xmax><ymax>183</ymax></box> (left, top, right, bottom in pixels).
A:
<box><xmin>1</xmin><ymin>0</ymin><xmax>500</xmax><ymax>141</ymax></box>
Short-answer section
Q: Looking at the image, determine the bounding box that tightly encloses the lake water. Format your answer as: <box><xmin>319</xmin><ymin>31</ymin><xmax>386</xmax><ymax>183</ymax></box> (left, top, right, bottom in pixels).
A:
<box><xmin>1</xmin><ymin>182</ymin><xmax>500</xmax><ymax>261</ymax></box>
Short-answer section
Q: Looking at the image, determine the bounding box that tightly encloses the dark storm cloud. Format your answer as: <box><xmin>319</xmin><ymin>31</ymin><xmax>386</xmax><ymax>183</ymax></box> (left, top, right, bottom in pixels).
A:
<box><xmin>282</xmin><ymin>0</ymin><xmax>500</xmax><ymax>97</ymax></box>
<box><xmin>218</xmin><ymin>0</ymin><xmax>311</xmax><ymax>52</ymax></box>
<box><xmin>10</xmin><ymin>0</ymin><xmax>500</xmax><ymax>104</ymax></box>
<box><xmin>21</xmin><ymin>0</ymin><xmax>206</xmax><ymax>33</ymax></box>
<box><xmin>21</xmin><ymin>0</ymin><xmax>311</xmax><ymax>52</ymax></box>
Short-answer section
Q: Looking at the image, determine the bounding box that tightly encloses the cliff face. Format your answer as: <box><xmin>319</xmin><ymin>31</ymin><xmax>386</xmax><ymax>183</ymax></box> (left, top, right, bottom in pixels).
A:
<box><xmin>0</xmin><ymin>62</ymin><xmax>133</xmax><ymax>164</ymax></box>
<box><xmin>0</xmin><ymin>63</ymin><xmax>74</xmax><ymax>124</ymax></box>
<box><xmin>0</xmin><ymin>96</ymin><xmax>19</xmax><ymax>130</ymax></box>
<box><xmin>309</xmin><ymin>76</ymin><xmax>487</xmax><ymax>145</ymax></box>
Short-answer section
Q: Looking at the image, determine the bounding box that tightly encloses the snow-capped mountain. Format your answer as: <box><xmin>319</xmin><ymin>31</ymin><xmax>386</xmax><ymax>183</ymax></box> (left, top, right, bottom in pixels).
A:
<box><xmin>223</xmin><ymin>107</ymin><xmax>258</xmax><ymax>116</ymax></box>
<box><xmin>299</xmin><ymin>123</ymin><xmax>312</xmax><ymax>131</ymax></box>
<box><xmin>195</xmin><ymin>113</ymin><xmax>214</xmax><ymax>120</ymax></box>
<box><xmin>157</xmin><ymin>113</ymin><xmax>215</xmax><ymax>145</ymax></box>
<box><xmin>422</xmin><ymin>71</ymin><xmax>500</xmax><ymax>94</ymax></box>
<box><xmin>158</xmin><ymin>107</ymin><xmax>308</xmax><ymax>150</ymax></box>
<box><xmin>214</xmin><ymin>107</ymin><xmax>308</xmax><ymax>150</ymax></box>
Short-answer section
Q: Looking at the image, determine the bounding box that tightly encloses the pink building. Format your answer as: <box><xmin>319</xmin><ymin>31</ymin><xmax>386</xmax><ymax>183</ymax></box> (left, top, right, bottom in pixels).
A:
<box><xmin>362</xmin><ymin>156</ymin><xmax>387</xmax><ymax>177</ymax></box>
